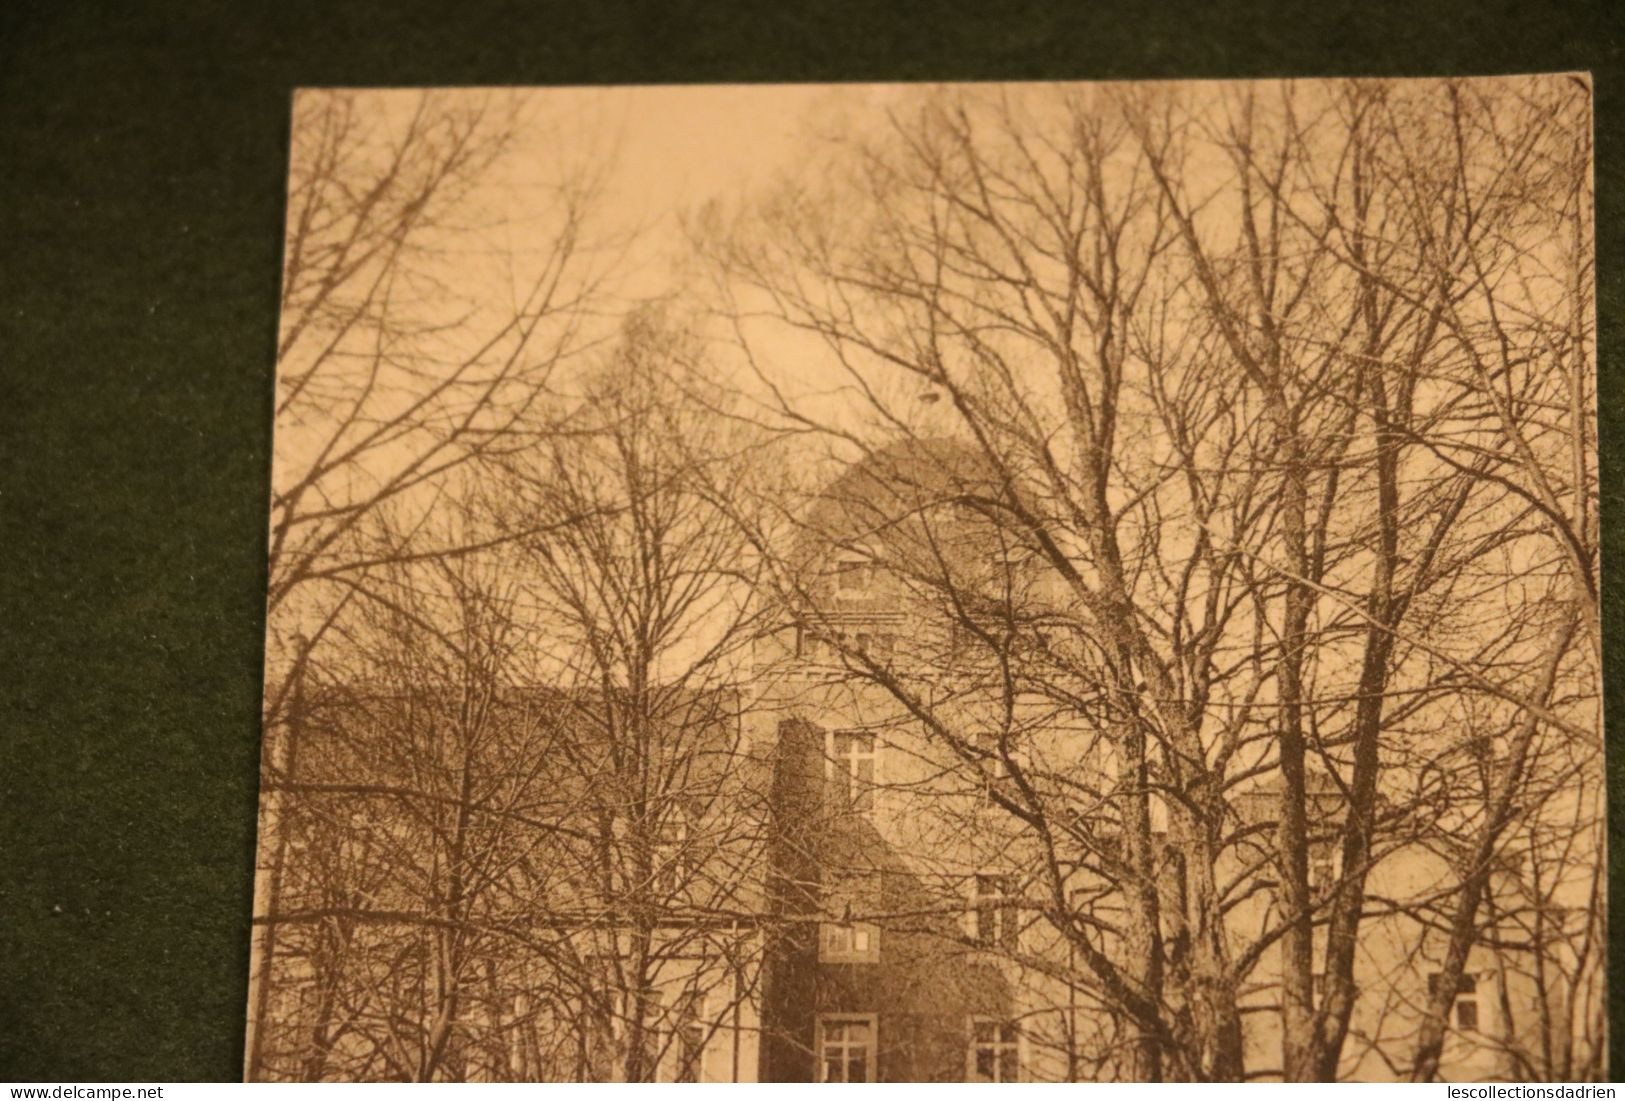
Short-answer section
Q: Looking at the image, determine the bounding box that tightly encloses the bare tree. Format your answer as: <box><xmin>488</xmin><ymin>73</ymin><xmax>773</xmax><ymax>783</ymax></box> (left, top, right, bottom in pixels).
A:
<box><xmin>253</xmin><ymin>543</ymin><xmax>587</xmax><ymax>1080</ymax></box>
<box><xmin>1362</xmin><ymin>76</ymin><xmax>1600</xmax><ymax>1084</ymax></box>
<box><xmin>249</xmin><ymin>77</ymin><xmax>1598</xmax><ymax>1084</ymax></box>
<box><xmin>699</xmin><ymin>77</ymin><xmax>1599</xmax><ymax>1082</ymax></box>
<box><xmin>249</xmin><ymin>88</ymin><xmax>610</xmax><ymax>1079</ymax></box>
<box><xmin>485</xmin><ymin>308</ymin><xmax>776</xmax><ymax>1081</ymax></box>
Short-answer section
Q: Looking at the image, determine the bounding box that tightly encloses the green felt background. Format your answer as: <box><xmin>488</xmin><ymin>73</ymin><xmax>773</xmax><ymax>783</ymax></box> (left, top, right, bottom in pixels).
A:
<box><xmin>0</xmin><ymin>0</ymin><xmax>1619</xmax><ymax>1081</ymax></box>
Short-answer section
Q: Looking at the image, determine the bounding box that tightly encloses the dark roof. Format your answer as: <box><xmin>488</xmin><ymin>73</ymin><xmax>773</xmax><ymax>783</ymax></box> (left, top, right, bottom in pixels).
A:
<box><xmin>794</xmin><ymin>437</ymin><xmax>1003</xmax><ymax>562</ymax></box>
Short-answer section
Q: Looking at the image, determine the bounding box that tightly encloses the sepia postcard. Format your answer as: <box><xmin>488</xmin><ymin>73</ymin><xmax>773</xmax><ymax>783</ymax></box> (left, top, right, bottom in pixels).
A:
<box><xmin>245</xmin><ymin>76</ymin><xmax>1602</xmax><ymax>1082</ymax></box>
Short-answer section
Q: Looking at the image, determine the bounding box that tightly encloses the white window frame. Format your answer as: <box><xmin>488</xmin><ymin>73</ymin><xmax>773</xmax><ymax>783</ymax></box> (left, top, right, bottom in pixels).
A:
<box><xmin>817</xmin><ymin>1013</ymin><xmax>878</xmax><ymax>1082</ymax></box>
<box><xmin>974</xmin><ymin>730</ymin><xmax>1007</xmax><ymax>776</ymax></box>
<box><xmin>827</xmin><ymin>729</ymin><xmax>877</xmax><ymax>813</ymax></box>
<box><xmin>668</xmin><ymin>990</ymin><xmax>708</xmax><ymax>1083</ymax></box>
<box><xmin>966</xmin><ymin>1015</ymin><xmax>1022</xmax><ymax>1082</ymax></box>
<box><xmin>1428</xmin><ymin>971</ymin><xmax>1485</xmax><ymax>1032</ymax></box>
<box><xmin>969</xmin><ymin>872</ymin><xmax>1019</xmax><ymax>951</ymax></box>
<box><xmin>799</xmin><ymin>626</ymin><xmax>826</xmax><ymax>664</ymax></box>
<box><xmin>972</xmin><ymin>730</ymin><xmax>1014</xmax><ymax>799</ymax></box>
<box><xmin>820</xmin><ymin>919</ymin><xmax>881</xmax><ymax>963</ymax></box>
<box><xmin>1148</xmin><ymin>792</ymin><xmax>1169</xmax><ymax>836</ymax></box>
<box><xmin>1308</xmin><ymin>842</ymin><xmax>1343</xmax><ymax>895</ymax></box>
<box><xmin>653</xmin><ymin>815</ymin><xmax>692</xmax><ymax>898</ymax></box>
<box><xmin>1068</xmin><ymin>879</ymin><xmax>1120</xmax><ymax>957</ymax></box>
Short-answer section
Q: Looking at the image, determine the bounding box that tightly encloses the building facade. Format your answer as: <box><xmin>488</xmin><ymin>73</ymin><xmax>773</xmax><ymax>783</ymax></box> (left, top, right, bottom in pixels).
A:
<box><xmin>255</xmin><ymin>441</ymin><xmax>1592</xmax><ymax>1083</ymax></box>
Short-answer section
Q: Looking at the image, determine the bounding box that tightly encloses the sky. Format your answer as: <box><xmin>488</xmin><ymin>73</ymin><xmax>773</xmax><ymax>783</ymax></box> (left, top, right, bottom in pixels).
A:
<box><xmin>557</xmin><ymin>84</ymin><xmax>837</xmax><ymax>225</ymax></box>
<box><xmin>467</xmin><ymin>82</ymin><xmax>944</xmax><ymax>435</ymax></box>
<box><xmin>493</xmin><ymin>84</ymin><xmax>876</xmax><ymax>302</ymax></box>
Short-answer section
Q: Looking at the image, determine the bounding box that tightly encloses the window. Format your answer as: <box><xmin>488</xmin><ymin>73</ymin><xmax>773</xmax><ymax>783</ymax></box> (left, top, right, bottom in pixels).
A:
<box><xmin>818</xmin><ymin>1015</ymin><xmax>877</xmax><ymax>1082</ymax></box>
<box><xmin>1069</xmin><ymin>880</ymin><xmax>1120</xmax><ymax>956</ymax></box>
<box><xmin>829</xmin><ymin>731</ymin><xmax>877</xmax><ymax>813</ymax></box>
<box><xmin>973</xmin><ymin>730</ymin><xmax>1004</xmax><ymax>777</ymax></box>
<box><xmin>804</xmin><ymin>628</ymin><xmax>893</xmax><ymax>665</ymax></box>
<box><xmin>972</xmin><ymin>730</ymin><xmax>1012</xmax><ymax>796</ymax></box>
<box><xmin>971</xmin><ymin>873</ymin><xmax>1019</xmax><ymax>950</ymax></box>
<box><xmin>1308</xmin><ymin>842</ymin><xmax>1342</xmax><ymax>895</ymax></box>
<box><xmin>853</xmin><ymin>629</ymin><xmax>895</xmax><ymax>662</ymax></box>
<box><xmin>1012</xmin><ymin>626</ymin><xmax>1054</xmax><ymax>661</ymax></box>
<box><xmin>631</xmin><ymin>988</ymin><xmax>661</xmax><ymax>1082</ymax></box>
<box><xmin>672</xmin><ymin>993</ymin><xmax>706</xmax><ymax>1083</ymax></box>
<box><xmin>653</xmin><ymin>816</ymin><xmax>691</xmax><ymax>897</ymax></box>
<box><xmin>834</xmin><ymin>551</ymin><xmax>876</xmax><ymax>595</ymax></box>
<box><xmin>820</xmin><ymin>919</ymin><xmax>881</xmax><ymax>963</ymax></box>
<box><xmin>983</xmin><ymin>551</ymin><xmax>1025</xmax><ymax>597</ymax></box>
<box><xmin>1148</xmin><ymin>793</ymin><xmax>1169</xmax><ymax>838</ymax></box>
<box><xmin>985</xmin><ymin>544</ymin><xmax>1038</xmax><ymax>590</ymax></box>
<box><xmin>968</xmin><ymin>1018</ymin><xmax>1020</xmax><ymax>1082</ymax></box>
<box><xmin>799</xmin><ymin>628</ymin><xmax>827</xmax><ymax>663</ymax></box>
<box><xmin>1428</xmin><ymin>972</ymin><xmax>1482</xmax><ymax>1031</ymax></box>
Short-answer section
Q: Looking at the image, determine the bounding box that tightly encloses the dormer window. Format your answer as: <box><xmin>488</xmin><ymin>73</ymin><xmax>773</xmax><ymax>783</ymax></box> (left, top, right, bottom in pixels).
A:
<box><xmin>820</xmin><ymin>919</ymin><xmax>881</xmax><ymax>963</ymax></box>
<box><xmin>834</xmin><ymin>549</ymin><xmax>876</xmax><ymax>595</ymax></box>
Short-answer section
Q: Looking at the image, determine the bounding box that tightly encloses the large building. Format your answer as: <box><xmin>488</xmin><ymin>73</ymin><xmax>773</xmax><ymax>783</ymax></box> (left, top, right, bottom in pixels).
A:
<box><xmin>253</xmin><ymin>440</ymin><xmax>1595</xmax><ymax>1083</ymax></box>
<box><xmin>728</xmin><ymin>439</ymin><xmax>1586</xmax><ymax>1083</ymax></box>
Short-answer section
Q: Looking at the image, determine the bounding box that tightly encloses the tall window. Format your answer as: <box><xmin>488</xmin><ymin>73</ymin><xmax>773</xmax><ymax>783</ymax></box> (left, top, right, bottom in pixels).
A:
<box><xmin>972</xmin><ymin>873</ymin><xmax>1019</xmax><ymax>950</ymax></box>
<box><xmin>830</xmin><ymin>731</ymin><xmax>876</xmax><ymax>813</ymax></box>
<box><xmin>819</xmin><ymin>1015</ymin><xmax>877</xmax><ymax>1082</ymax></box>
<box><xmin>972</xmin><ymin>730</ymin><xmax>1012</xmax><ymax>796</ymax></box>
<box><xmin>1308</xmin><ymin>842</ymin><xmax>1342</xmax><ymax>894</ymax></box>
<box><xmin>1428</xmin><ymin>972</ymin><xmax>1482</xmax><ymax>1031</ymax></box>
<box><xmin>653</xmin><ymin>816</ymin><xmax>691</xmax><ymax>897</ymax></box>
<box><xmin>673</xmin><ymin>993</ymin><xmax>706</xmax><ymax>1083</ymax></box>
<box><xmin>968</xmin><ymin>1018</ymin><xmax>1020</xmax><ymax>1082</ymax></box>
<box><xmin>1069</xmin><ymin>879</ymin><xmax>1120</xmax><ymax>957</ymax></box>
<box><xmin>631</xmin><ymin>988</ymin><xmax>661</xmax><ymax>1082</ymax></box>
